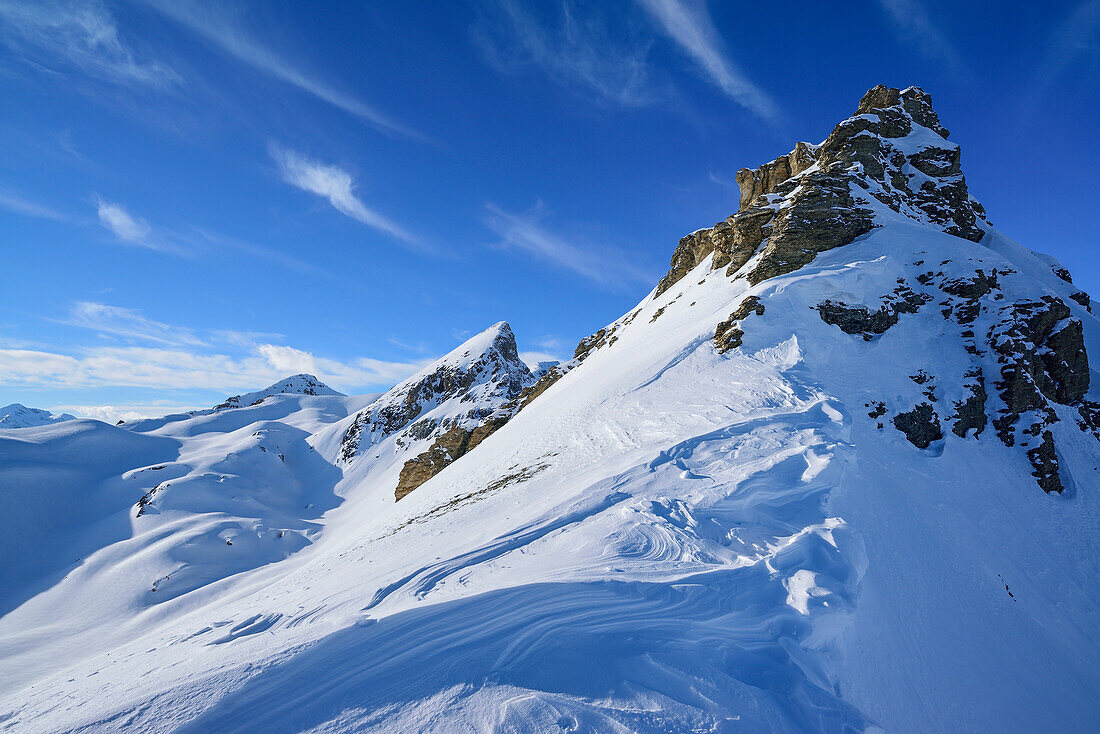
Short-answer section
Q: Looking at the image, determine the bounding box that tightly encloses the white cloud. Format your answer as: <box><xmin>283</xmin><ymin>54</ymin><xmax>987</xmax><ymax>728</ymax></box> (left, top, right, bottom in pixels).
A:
<box><xmin>535</xmin><ymin>335</ymin><xmax>566</xmax><ymax>351</ymax></box>
<box><xmin>94</xmin><ymin>197</ymin><xmax>168</xmax><ymax>251</ymax></box>
<box><xmin>134</xmin><ymin>0</ymin><xmax>418</xmax><ymax>139</ymax></box>
<box><xmin>473</xmin><ymin>0</ymin><xmax>659</xmax><ymax>106</ymax></box>
<box><xmin>54</xmin><ymin>402</ymin><xmax>201</xmax><ymax>424</ymax></box>
<box><xmin>635</xmin><ymin>0</ymin><xmax>779</xmax><ymax>121</ymax></box>
<box><xmin>484</xmin><ymin>201</ymin><xmax>654</xmax><ymax>289</ymax></box>
<box><xmin>0</xmin><ymin>343</ymin><xmax>425</xmax><ymax>394</ymax></box>
<box><xmin>3</xmin><ymin>301</ymin><xmax>430</xmax><ymax>398</ymax></box>
<box><xmin>191</xmin><ymin>227</ymin><xmax>327</xmax><ymax>276</ymax></box>
<box><xmin>270</xmin><ymin>145</ymin><xmax>421</xmax><ymax>248</ymax></box>
<box><xmin>256</xmin><ymin>343</ymin><xmax>318</xmax><ymax>376</ymax></box>
<box><xmin>0</xmin><ymin>0</ymin><xmax>179</xmax><ymax>87</ymax></box>
<box><xmin>92</xmin><ymin>197</ymin><xmax>332</xmax><ymax>268</ymax></box>
<box><xmin>519</xmin><ymin>350</ymin><xmax>563</xmax><ymax>370</ymax></box>
<box><xmin>875</xmin><ymin>0</ymin><xmax>969</xmax><ymax>79</ymax></box>
<box><xmin>66</xmin><ymin>301</ymin><xmax>206</xmax><ymax>347</ymax></box>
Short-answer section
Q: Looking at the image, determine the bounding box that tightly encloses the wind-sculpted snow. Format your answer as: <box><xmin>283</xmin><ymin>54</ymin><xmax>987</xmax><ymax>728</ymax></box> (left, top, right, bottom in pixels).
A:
<box><xmin>3</xmin><ymin>86</ymin><xmax>1100</xmax><ymax>732</ymax></box>
<box><xmin>0</xmin><ymin>420</ymin><xmax>180</xmax><ymax>616</ymax></box>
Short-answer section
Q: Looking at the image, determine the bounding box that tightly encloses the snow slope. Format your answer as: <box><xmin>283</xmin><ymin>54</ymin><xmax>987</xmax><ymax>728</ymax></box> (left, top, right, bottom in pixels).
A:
<box><xmin>1</xmin><ymin>86</ymin><xmax>1098</xmax><ymax>733</ymax></box>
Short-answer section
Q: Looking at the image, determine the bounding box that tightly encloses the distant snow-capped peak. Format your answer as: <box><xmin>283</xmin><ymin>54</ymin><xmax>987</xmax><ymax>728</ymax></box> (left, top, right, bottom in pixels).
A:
<box><xmin>0</xmin><ymin>403</ymin><xmax>77</xmax><ymax>429</ymax></box>
<box><xmin>214</xmin><ymin>373</ymin><xmax>343</xmax><ymax>411</ymax></box>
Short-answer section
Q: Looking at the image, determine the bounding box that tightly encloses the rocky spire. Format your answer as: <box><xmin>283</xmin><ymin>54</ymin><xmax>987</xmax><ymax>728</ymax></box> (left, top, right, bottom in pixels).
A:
<box><xmin>339</xmin><ymin>321</ymin><xmax>534</xmax><ymax>471</ymax></box>
<box><xmin>656</xmin><ymin>85</ymin><xmax>990</xmax><ymax>296</ymax></box>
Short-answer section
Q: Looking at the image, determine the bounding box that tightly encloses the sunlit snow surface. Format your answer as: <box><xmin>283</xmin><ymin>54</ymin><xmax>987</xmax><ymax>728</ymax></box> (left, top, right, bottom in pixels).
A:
<box><xmin>2</xmin><ymin>216</ymin><xmax>1100</xmax><ymax>732</ymax></box>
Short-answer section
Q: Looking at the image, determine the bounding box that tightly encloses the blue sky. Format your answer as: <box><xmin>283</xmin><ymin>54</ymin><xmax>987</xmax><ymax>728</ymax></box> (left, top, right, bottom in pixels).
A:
<box><xmin>1</xmin><ymin>0</ymin><xmax>1097</xmax><ymax>421</ymax></box>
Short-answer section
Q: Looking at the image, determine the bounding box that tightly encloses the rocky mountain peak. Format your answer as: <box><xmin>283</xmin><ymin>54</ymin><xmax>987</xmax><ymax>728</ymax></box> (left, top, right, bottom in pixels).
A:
<box><xmin>657</xmin><ymin>84</ymin><xmax>990</xmax><ymax>296</ymax></box>
<box><xmin>855</xmin><ymin>84</ymin><xmax>949</xmax><ymax>137</ymax></box>
<box><xmin>645</xmin><ymin>84</ymin><xmax>1098</xmax><ymax>496</ymax></box>
<box><xmin>338</xmin><ymin>322</ymin><xmax>534</xmax><ymax>467</ymax></box>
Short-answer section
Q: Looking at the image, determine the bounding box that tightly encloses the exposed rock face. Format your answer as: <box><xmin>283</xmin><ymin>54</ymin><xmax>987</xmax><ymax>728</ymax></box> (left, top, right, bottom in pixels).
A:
<box><xmin>892</xmin><ymin>403</ymin><xmax>943</xmax><ymax>449</ymax></box>
<box><xmin>714</xmin><ymin>296</ymin><xmax>765</xmax><ymax>353</ymax></box>
<box><xmin>807</xmin><ymin>248</ymin><xmax>1095</xmax><ymax>492</ymax></box>
<box><xmin>1027</xmin><ymin>431</ymin><xmax>1062</xmax><ymax>494</ymax></box>
<box><xmin>655</xmin><ymin>206</ymin><xmax>775</xmax><ymax>296</ymax></box>
<box><xmin>817</xmin><ymin>301</ymin><xmax>900</xmax><ymax>340</ymax></box>
<box><xmin>951</xmin><ymin>370</ymin><xmax>988</xmax><ymax>438</ymax></box>
<box><xmin>340</xmin><ymin>323</ymin><xmax>533</xmax><ymax>467</ymax></box>
<box><xmin>394</xmin><ymin>417</ymin><xmax>509</xmax><ymax>501</ymax></box>
<box><xmin>816</xmin><ymin>280</ymin><xmax>931</xmax><ymax>340</ymax></box>
<box><xmin>735</xmin><ymin>142</ymin><xmax>818</xmax><ymax>211</ymax></box>
<box><xmin>985</xmin><ymin>295</ymin><xmax>1091</xmax><ymax>493</ymax></box>
<box><xmin>655</xmin><ymin>85</ymin><xmax>990</xmax><ymax>296</ymax></box>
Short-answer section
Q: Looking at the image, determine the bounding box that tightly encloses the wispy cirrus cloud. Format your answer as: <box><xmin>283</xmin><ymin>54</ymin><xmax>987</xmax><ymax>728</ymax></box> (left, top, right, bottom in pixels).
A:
<box><xmin>64</xmin><ymin>301</ymin><xmax>207</xmax><ymax>347</ymax></box>
<box><xmin>270</xmin><ymin>144</ymin><xmax>422</xmax><ymax>249</ymax></box>
<box><xmin>473</xmin><ymin>0</ymin><xmax>659</xmax><ymax>106</ymax></box>
<box><xmin>191</xmin><ymin>227</ymin><xmax>328</xmax><ymax>276</ymax></box>
<box><xmin>134</xmin><ymin>0</ymin><xmax>420</xmax><ymax>139</ymax></box>
<box><xmin>484</xmin><ymin>201</ymin><xmax>655</xmax><ymax>290</ymax></box>
<box><xmin>1032</xmin><ymin>0</ymin><xmax>1100</xmax><ymax>90</ymax></box>
<box><xmin>875</xmin><ymin>0</ymin><xmax>969</xmax><ymax>80</ymax></box>
<box><xmin>0</xmin><ymin>190</ymin><xmax>72</xmax><ymax>222</ymax></box>
<box><xmin>91</xmin><ymin>196</ymin><xmax>330</xmax><ymax>272</ymax></box>
<box><xmin>635</xmin><ymin>0</ymin><xmax>780</xmax><ymax>122</ymax></box>
<box><xmin>0</xmin><ymin>0</ymin><xmax>180</xmax><ymax>87</ymax></box>
<box><xmin>94</xmin><ymin>197</ymin><xmax>167</xmax><ymax>251</ymax></box>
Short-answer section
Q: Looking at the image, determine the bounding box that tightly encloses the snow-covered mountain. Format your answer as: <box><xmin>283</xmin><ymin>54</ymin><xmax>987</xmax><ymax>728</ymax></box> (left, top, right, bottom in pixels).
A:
<box><xmin>1</xmin><ymin>85</ymin><xmax>1098</xmax><ymax>733</ymax></box>
<box><xmin>214</xmin><ymin>374</ymin><xmax>344</xmax><ymax>411</ymax></box>
<box><xmin>0</xmin><ymin>403</ymin><xmax>76</xmax><ymax>429</ymax></box>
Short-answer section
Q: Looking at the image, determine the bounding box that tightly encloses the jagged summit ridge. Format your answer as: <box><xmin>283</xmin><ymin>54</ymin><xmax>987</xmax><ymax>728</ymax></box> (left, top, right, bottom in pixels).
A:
<box><xmin>338</xmin><ymin>321</ymin><xmax>534</xmax><ymax>470</ymax></box>
<box><xmin>657</xmin><ymin>84</ymin><xmax>990</xmax><ymax>295</ymax></box>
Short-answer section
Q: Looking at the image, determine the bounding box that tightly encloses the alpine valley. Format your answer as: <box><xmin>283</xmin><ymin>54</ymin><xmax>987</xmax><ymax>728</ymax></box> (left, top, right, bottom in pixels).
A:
<box><xmin>2</xmin><ymin>86</ymin><xmax>1098</xmax><ymax>733</ymax></box>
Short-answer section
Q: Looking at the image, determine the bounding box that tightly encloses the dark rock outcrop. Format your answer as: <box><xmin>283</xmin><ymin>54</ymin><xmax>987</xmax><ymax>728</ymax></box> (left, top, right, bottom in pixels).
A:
<box><xmin>892</xmin><ymin>403</ymin><xmax>942</xmax><ymax>449</ymax></box>
<box><xmin>394</xmin><ymin>416</ymin><xmax>510</xmax><ymax>501</ymax></box>
<box><xmin>951</xmin><ymin>370</ymin><xmax>988</xmax><ymax>438</ymax></box>
<box><xmin>714</xmin><ymin>296</ymin><xmax>765</xmax><ymax>353</ymax></box>
<box><xmin>985</xmin><ymin>295</ymin><xmax>1090</xmax><ymax>493</ymax></box>
<box><xmin>1027</xmin><ymin>431</ymin><xmax>1062</xmax><ymax>494</ymax></box>
<box><xmin>817</xmin><ymin>301</ymin><xmax>899</xmax><ymax>340</ymax></box>
<box><xmin>654</xmin><ymin>85</ymin><xmax>990</xmax><ymax>296</ymax></box>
